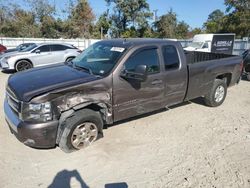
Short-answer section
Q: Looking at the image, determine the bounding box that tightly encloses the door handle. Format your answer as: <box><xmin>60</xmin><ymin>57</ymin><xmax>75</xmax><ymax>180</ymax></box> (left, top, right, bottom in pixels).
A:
<box><xmin>151</xmin><ymin>80</ymin><xmax>163</xmax><ymax>85</ymax></box>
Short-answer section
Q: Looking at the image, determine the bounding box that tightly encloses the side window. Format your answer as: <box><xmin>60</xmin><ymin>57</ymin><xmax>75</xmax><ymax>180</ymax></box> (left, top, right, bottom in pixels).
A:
<box><xmin>202</xmin><ymin>42</ymin><xmax>209</xmax><ymax>49</ymax></box>
<box><xmin>162</xmin><ymin>45</ymin><xmax>180</xmax><ymax>70</ymax></box>
<box><xmin>37</xmin><ymin>45</ymin><xmax>50</xmax><ymax>52</ymax></box>
<box><xmin>51</xmin><ymin>45</ymin><xmax>66</xmax><ymax>51</ymax></box>
<box><xmin>125</xmin><ymin>48</ymin><xmax>160</xmax><ymax>74</ymax></box>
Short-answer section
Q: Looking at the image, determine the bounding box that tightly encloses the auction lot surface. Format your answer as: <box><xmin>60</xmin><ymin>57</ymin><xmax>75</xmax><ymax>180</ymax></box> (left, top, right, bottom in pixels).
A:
<box><xmin>0</xmin><ymin>72</ymin><xmax>250</xmax><ymax>188</ymax></box>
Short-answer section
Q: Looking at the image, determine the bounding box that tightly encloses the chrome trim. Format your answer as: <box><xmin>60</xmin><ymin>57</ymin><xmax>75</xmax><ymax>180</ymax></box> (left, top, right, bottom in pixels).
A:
<box><xmin>6</xmin><ymin>86</ymin><xmax>17</xmax><ymax>99</ymax></box>
<box><xmin>6</xmin><ymin>91</ymin><xmax>19</xmax><ymax>103</ymax></box>
<box><xmin>4</xmin><ymin>99</ymin><xmax>20</xmax><ymax>133</ymax></box>
<box><xmin>6</xmin><ymin>91</ymin><xmax>22</xmax><ymax>118</ymax></box>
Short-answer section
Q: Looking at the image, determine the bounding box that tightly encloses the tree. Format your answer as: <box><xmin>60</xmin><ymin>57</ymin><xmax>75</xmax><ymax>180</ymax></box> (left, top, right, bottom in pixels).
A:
<box><xmin>203</xmin><ymin>9</ymin><xmax>224</xmax><ymax>33</ymax></box>
<box><xmin>106</xmin><ymin>0</ymin><xmax>152</xmax><ymax>37</ymax></box>
<box><xmin>224</xmin><ymin>0</ymin><xmax>250</xmax><ymax>12</ymax></box>
<box><xmin>26</xmin><ymin>0</ymin><xmax>55</xmax><ymax>22</ymax></box>
<box><xmin>188</xmin><ymin>28</ymin><xmax>203</xmax><ymax>38</ymax></box>
<box><xmin>155</xmin><ymin>9</ymin><xmax>177</xmax><ymax>38</ymax></box>
<box><xmin>0</xmin><ymin>4</ymin><xmax>40</xmax><ymax>37</ymax></box>
<box><xmin>176</xmin><ymin>21</ymin><xmax>189</xmax><ymax>39</ymax></box>
<box><xmin>93</xmin><ymin>12</ymin><xmax>111</xmax><ymax>38</ymax></box>
<box><xmin>40</xmin><ymin>16</ymin><xmax>60</xmax><ymax>38</ymax></box>
<box><xmin>223</xmin><ymin>0</ymin><xmax>250</xmax><ymax>37</ymax></box>
<box><xmin>68</xmin><ymin>0</ymin><xmax>95</xmax><ymax>38</ymax></box>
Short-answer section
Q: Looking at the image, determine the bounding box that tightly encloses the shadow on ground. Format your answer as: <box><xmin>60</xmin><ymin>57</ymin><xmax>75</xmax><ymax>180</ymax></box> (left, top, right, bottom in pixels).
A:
<box><xmin>1</xmin><ymin>70</ymin><xmax>16</xmax><ymax>74</ymax></box>
<box><xmin>48</xmin><ymin>170</ymin><xmax>88</xmax><ymax>188</ymax></box>
<box><xmin>48</xmin><ymin>169</ymin><xmax>128</xmax><ymax>188</ymax></box>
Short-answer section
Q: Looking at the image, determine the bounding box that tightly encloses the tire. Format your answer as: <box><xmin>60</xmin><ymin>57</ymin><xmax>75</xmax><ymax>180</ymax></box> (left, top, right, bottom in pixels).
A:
<box><xmin>204</xmin><ymin>79</ymin><xmax>227</xmax><ymax>107</ymax></box>
<box><xmin>59</xmin><ymin>109</ymin><xmax>103</xmax><ymax>153</ymax></box>
<box><xmin>15</xmin><ymin>60</ymin><xmax>33</xmax><ymax>72</ymax></box>
<box><xmin>66</xmin><ymin>57</ymin><xmax>75</xmax><ymax>62</ymax></box>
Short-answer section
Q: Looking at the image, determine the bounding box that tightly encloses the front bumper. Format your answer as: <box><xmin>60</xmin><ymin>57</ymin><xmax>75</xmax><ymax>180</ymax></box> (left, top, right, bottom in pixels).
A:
<box><xmin>4</xmin><ymin>99</ymin><xmax>59</xmax><ymax>148</ymax></box>
<box><xmin>0</xmin><ymin>59</ymin><xmax>10</xmax><ymax>70</ymax></box>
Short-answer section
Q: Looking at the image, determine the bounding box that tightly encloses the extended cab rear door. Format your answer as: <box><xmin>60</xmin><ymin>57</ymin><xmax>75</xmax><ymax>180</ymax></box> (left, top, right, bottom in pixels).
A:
<box><xmin>113</xmin><ymin>46</ymin><xmax>165</xmax><ymax>122</ymax></box>
<box><xmin>161</xmin><ymin>44</ymin><xmax>188</xmax><ymax>107</ymax></box>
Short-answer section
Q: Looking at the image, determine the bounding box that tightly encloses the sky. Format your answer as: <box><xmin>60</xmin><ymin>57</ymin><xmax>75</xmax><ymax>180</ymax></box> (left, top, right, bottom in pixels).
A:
<box><xmin>8</xmin><ymin>0</ymin><xmax>227</xmax><ymax>29</ymax></box>
<box><xmin>88</xmin><ymin>0</ymin><xmax>227</xmax><ymax>28</ymax></box>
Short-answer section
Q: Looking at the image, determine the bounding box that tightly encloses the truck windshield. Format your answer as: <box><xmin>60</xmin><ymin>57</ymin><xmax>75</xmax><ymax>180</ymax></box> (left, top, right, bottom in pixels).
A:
<box><xmin>72</xmin><ymin>42</ymin><xmax>126</xmax><ymax>76</ymax></box>
<box><xmin>189</xmin><ymin>42</ymin><xmax>203</xmax><ymax>49</ymax></box>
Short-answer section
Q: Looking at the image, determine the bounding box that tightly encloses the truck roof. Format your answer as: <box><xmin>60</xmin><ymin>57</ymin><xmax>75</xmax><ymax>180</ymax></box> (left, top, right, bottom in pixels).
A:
<box><xmin>100</xmin><ymin>38</ymin><xmax>175</xmax><ymax>48</ymax></box>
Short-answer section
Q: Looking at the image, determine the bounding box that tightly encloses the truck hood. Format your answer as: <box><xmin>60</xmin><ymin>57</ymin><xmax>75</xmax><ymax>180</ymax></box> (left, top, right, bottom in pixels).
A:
<box><xmin>7</xmin><ymin>64</ymin><xmax>99</xmax><ymax>102</ymax></box>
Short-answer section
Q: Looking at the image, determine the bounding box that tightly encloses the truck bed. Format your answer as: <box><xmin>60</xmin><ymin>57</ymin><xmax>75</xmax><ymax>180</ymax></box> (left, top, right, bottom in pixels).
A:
<box><xmin>184</xmin><ymin>51</ymin><xmax>242</xmax><ymax>101</ymax></box>
<box><xmin>184</xmin><ymin>51</ymin><xmax>235</xmax><ymax>65</ymax></box>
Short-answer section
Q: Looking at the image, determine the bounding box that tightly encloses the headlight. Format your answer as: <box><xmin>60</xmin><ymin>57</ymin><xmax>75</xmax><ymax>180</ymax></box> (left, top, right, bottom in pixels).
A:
<box><xmin>22</xmin><ymin>102</ymin><xmax>53</xmax><ymax>122</ymax></box>
<box><xmin>1</xmin><ymin>58</ymin><xmax>9</xmax><ymax>68</ymax></box>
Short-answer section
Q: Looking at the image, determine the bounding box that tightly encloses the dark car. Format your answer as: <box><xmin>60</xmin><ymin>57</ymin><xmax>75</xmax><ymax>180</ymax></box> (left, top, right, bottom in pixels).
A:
<box><xmin>2</xmin><ymin>43</ymin><xmax>35</xmax><ymax>54</ymax></box>
<box><xmin>242</xmin><ymin>49</ymin><xmax>250</xmax><ymax>80</ymax></box>
<box><xmin>0</xmin><ymin>44</ymin><xmax>7</xmax><ymax>53</ymax></box>
<box><xmin>4</xmin><ymin>39</ymin><xmax>243</xmax><ymax>153</ymax></box>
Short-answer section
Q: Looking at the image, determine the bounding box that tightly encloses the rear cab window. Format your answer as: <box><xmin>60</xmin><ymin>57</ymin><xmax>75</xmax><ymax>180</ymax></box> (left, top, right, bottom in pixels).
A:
<box><xmin>162</xmin><ymin>45</ymin><xmax>180</xmax><ymax>70</ymax></box>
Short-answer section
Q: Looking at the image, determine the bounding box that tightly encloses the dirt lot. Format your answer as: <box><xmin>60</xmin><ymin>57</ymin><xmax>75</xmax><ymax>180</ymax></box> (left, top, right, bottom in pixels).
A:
<box><xmin>0</xmin><ymin>71</ymin><xmax>250</xmax><ymax>188</ymax></box>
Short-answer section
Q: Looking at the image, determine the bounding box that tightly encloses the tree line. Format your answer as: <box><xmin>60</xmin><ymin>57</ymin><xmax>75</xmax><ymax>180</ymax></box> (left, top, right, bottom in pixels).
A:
<box><xmin>0</xmin><ymin>0</ymin><xmax>249</xmax><ymax>39</ymax></box>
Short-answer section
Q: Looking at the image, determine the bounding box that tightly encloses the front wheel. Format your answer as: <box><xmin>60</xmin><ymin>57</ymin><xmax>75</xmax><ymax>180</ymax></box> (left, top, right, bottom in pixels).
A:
<box><xmin>15</xmin><ymin>60</ymin><xmax>33</xmax><ymax>72</ymax></box>
<box><xmin>204</xmin><ymin>79</ymin><xmax>227</xmax><ymax>107</ymax></box>
<box><xmin>59</xmin><ymin>109</ymin><xmax>103</xmax><ymax>153</ymax></box>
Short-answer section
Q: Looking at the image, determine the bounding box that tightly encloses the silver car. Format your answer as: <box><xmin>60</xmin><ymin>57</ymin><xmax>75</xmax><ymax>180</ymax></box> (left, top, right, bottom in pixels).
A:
<box><xmin>0</xmin><ymin>43</ymin><xmax>81</xmax><ymax>71</ymax></box>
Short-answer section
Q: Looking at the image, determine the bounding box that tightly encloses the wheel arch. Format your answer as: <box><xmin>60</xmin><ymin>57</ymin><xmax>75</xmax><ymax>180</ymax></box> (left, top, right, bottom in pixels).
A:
<box><xmin>56</xmin><ymin>102</ymin><xmax>111</xmax><ymax>145</ymax></box>
<box><xmin>65</xmin><ymin>56</ymin><xmax>76</xmax><ymax>62</ymax></box>
<box><xmin>216</xmin><ymin>73</ymin><xmax>232</xmax><ymax>86</ymax></box>
<box><xmin>15</xmin><ymin>59</ymin><xmax>33</xmax><ymax>69</ymax></box>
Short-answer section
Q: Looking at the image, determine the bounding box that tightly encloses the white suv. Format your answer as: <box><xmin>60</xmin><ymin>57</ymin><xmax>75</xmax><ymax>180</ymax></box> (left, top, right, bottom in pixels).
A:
<box><xmin>0</xmin><ymin>43</ymin><xmax>81</xmax><ymax>71</ymax></box>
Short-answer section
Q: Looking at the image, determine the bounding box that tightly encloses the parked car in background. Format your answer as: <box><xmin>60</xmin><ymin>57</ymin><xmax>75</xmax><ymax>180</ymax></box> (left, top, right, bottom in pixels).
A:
<box><xmin>184</xmin><ymin>33</ymin><xmax>235</xmax><ymax>55</ymax></box>
<box><xmin>0</xmin><ymin>43</ymin><xmax>81</xmax><ymax>72</ymax></box>
<box><xmin>1</xmin><ymin>43</ymin><xmax>35</xmax><ymax>55</ymax></box>
<box><xmin>243</xmin><ymin>49</ymin><xmax>250</xmax><ymax>80</ymax></box>
<box><xmin>0</xmin><ymin>44</ymin><xmax>7</xmax><ymax>53</ymax></box>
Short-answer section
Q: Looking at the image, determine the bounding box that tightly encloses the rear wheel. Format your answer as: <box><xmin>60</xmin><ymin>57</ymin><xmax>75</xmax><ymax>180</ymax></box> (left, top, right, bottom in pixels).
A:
<box><xmin>59</xmin><ymin>109</ymin><xmax>103</xmax><ymax>153</ymax></box>
<box><xmin>204</xmin><ymin>79</ymin><xmax>227</xmax><ymax>107</ymax></box>
<box><xmin>15</xmin><ymin>60</ymin><xmax>33</xmax><ymax>72</ymax></box>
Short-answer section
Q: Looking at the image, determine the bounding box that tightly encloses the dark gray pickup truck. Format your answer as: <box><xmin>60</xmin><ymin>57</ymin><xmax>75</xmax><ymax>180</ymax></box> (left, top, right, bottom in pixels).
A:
<box><xmin>4</xmin><ymin>39</ymin><xmax>243</xmax><ymax>152</ymax></box>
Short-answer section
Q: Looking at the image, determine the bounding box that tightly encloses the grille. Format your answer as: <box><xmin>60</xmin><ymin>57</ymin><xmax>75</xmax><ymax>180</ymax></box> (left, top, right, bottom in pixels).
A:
<box><xmin>6</xmin><ymin>91</ymin><xmax>21</xmax><ymax>116</ymax></box>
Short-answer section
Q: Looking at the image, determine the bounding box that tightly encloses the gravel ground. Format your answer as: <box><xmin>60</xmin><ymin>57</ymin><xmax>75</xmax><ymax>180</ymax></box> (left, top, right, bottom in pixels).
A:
<box><xmin>0</xmin><ymin>72</ymin><xmax>250</xmax><ymax>188</ymax></box>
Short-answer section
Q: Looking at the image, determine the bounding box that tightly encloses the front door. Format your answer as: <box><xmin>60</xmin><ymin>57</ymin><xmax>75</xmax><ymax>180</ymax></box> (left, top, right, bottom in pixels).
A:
<box><xmin>113</xmin><ymin>47</ymin><xmax>165</xmax><ymax>122</ymax></box>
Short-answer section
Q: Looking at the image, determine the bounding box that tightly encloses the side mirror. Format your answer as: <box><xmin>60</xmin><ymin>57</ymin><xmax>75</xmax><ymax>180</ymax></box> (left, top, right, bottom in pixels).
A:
<box><xmin>121</xmin><ymin>65</ymin><xmax>148</xmax><ymax>82</ymax></box>
<box><xmin>35</xmin><ymin>49</ymin><xmax>40</xmax><ymax>54</ymax></box>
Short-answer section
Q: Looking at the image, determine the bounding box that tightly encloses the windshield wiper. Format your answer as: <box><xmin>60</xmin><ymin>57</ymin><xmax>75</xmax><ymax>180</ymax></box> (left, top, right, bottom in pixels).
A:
<box><xmin>74</xmin><ymin>64</ymin><xmax>94</xmax><ymax>75</ymax></box>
